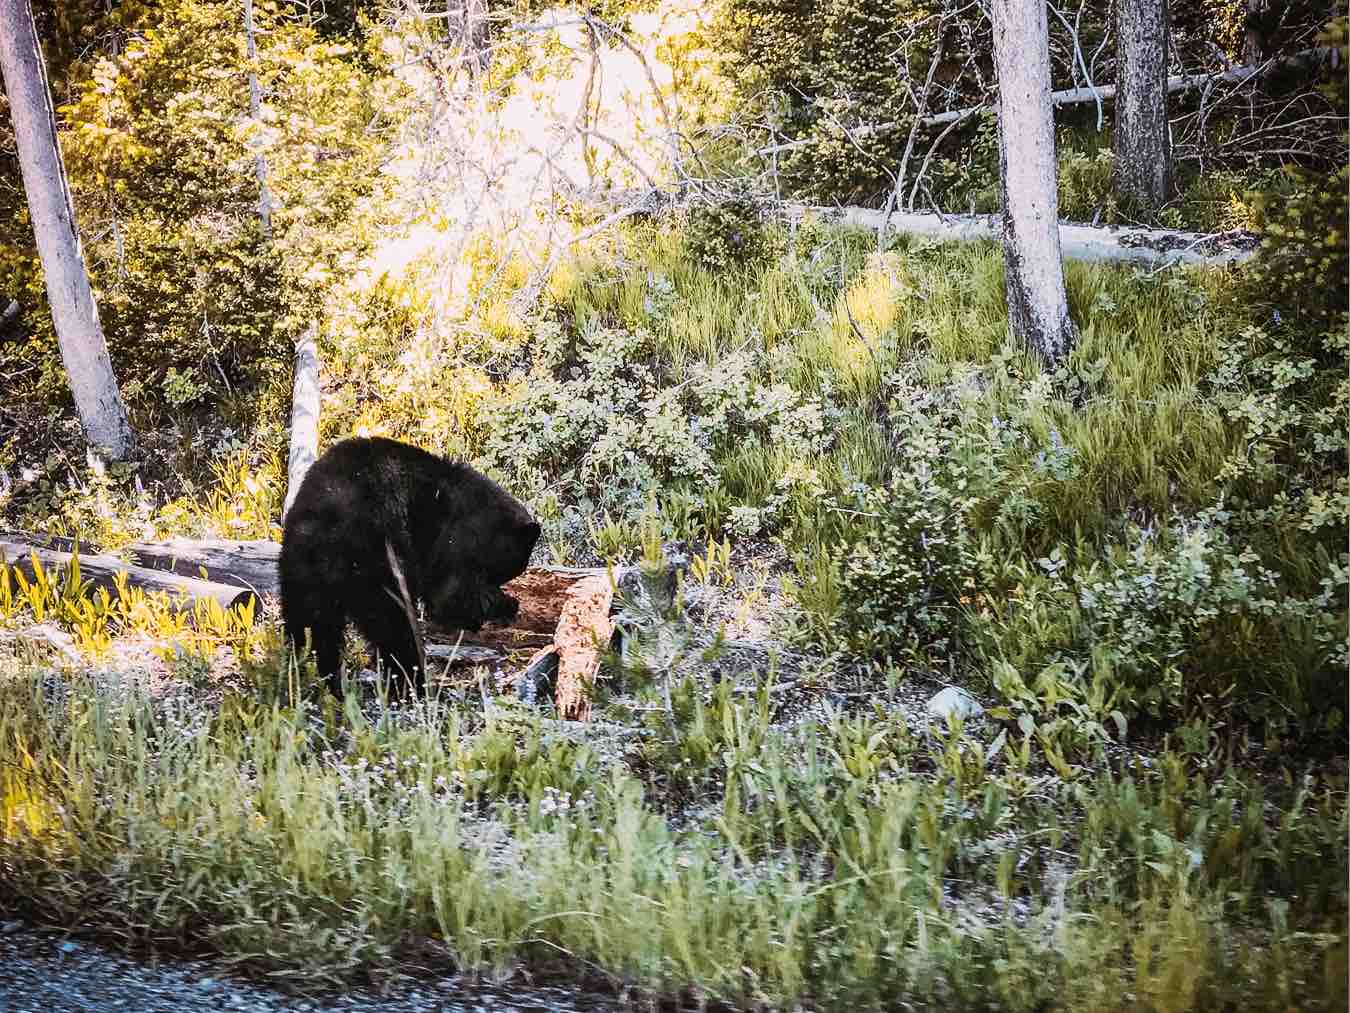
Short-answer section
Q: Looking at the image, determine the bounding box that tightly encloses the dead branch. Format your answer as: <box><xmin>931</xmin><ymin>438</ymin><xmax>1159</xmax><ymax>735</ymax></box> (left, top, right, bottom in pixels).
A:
<box><xmin>755</xmin><ymin>46</ymin><xmax>1339</xmax><ymax>157</ymax></box>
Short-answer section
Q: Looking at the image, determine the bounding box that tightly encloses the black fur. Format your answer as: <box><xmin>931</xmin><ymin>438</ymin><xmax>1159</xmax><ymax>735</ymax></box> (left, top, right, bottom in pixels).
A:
<box><xmin>280</xmin><ymin>437</ymin><xmax>540</xmax><ymax>697</ymax></box>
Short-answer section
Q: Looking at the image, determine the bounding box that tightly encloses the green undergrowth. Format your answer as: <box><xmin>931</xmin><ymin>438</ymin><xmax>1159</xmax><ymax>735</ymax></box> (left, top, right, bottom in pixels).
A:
<box><xmin>4</xmin><ymin>213</ymin><xmax>1345</xmax><ymax>741</ymax></box>
<box><xmin>0</xmin><ymin>669</ymin><xmax>1343</xmax><ymax>1009</ymax></box>
<box><xmin>1</xmin><ymin>209</ymin><xmax>1344</xmax><ymax>1004</ymax></box>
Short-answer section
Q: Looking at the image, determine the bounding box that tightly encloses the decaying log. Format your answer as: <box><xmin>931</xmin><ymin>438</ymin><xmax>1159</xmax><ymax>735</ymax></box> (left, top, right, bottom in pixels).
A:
<box><xmin>550</xmin><ymin>573</ymin><xmax>616</xmax><ymax>721</ymax></box>
<box><xmin>124</xmin><ymin>538</ymin><xmax>282</xmax><ymax>594</ymax></box>
<box><xmin>427</xmin><ymin>565</ymin><xmax>634</xmax><ymax>654</ymax></box>
<box><xmin>0</xmin><ymin>538</ymin><xmax>259</xmax><ymax>613</ymax></box>
<box><xmin>0</xmin><ymin>531</ymin><xmax>283</xmax><ymax>595</ymax></box>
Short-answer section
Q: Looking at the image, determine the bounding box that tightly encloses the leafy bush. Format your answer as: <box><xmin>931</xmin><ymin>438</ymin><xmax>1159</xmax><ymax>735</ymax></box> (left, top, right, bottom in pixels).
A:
<box><xmin>979</xmin><ymin>515</ymin><xmax>1345</xmax><ymax>727</ymax></box>
<box><xmin>817</xmin><ymin>396</ymin><xmax>1000</xmax><ymax>662</ymax></box>
<box><xmin>683</xmin><ymin>199</ymin><xmax>776</xmax><ymax>272</ymax></box>
<box><xmin>477</xmin><ymin>317</ymin><xmax>833</xmax><ymax>549</ymax></box>
<box><xmin>1244</xmin><ymin>166</ymin><xmax>1350</xmax><ymax>333</ymax></box>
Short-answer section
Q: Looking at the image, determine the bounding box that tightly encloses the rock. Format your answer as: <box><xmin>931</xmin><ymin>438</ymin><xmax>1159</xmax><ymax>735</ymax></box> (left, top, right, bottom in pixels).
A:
<box><xmin>927</xmin><ymin>686</ymin><xmax>983</xmax><ymax>723</ymax></box>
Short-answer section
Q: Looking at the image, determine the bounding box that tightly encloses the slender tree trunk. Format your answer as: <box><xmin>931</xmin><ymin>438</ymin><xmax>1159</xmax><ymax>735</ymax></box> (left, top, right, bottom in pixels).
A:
<box><xmin>0</xmin><ymin>0</ymin><xmax>136</xmax><ymax>460</ymax></box>
<box><xmin>989</xmin><ymin>0</ymin><xmax>1079</xmax><ymax>365</ymax></box>
<box><xmin>243</xmin><ymin>0</ymin><xmax>272</xmax><ymax>239</ymax></box>
<box><xmin>283</xmin><ymin>328</ymin><xmax>320</xmax><ymax>520</ymax></box>
<box><xmin>1115</xmin><ymin>0</ymin><xmax>1171</xmax><ymax>210</ymax></box>
<box><xmin>448</xmin><ymin>0</ymin><xmax>490</xmax><ymax>75</ymax></box>
<box><xmin>1243</xmin><ymin>0</ymin><xmax>1269</xmax><ymax>67</ymax></box>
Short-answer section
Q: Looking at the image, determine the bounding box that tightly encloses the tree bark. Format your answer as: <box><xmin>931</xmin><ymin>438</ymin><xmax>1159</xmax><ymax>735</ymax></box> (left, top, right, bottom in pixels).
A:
<box><xmin>0</xmin><ymin>0</ymin><xmax>136</xmax><ymax>460</ymax></box>
<box><xmin>990</xmin><ymin>0</ymin><xmax>1079</xmax><ymax>365</ymax></box>
<box><xmin>1243</xmin><ymin>0</ymin><xmax>1269</xmax><ymax>67</ymax></box>
<box><xmin>448</xmin><ymin>0</ymin><xmax>490</xmax><ymax>75</ymax></box>
<box><xmin>1115</xmin><ymin>0</ymin><xmax>1172</xmax><ymax>211</ymax></box>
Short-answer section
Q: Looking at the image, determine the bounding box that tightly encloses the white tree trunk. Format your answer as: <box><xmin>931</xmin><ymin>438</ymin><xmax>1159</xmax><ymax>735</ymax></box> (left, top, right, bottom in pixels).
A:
<box><xmin>990</xmin><ymin>0</ymin><xmax>1079</xmax><ymax>365</ymax></box>
<box><xmin>243</xmin><ymin>0</ymin><xmax>272</xmax><ymax>239</ymax></box>
<box><xmin>1115</xmin><ymin>0</ymin><xmax>1171</xmax><ymax>210</ymax></box>
<box><xmin>0</xmin><ymin>0</ymin><xmax>136</xmax><ymax>460</ymax></box>
<box><xmin>282</xmin><ymin>329</ymin><xmax>320</xmax><ymax>520</ymax></box>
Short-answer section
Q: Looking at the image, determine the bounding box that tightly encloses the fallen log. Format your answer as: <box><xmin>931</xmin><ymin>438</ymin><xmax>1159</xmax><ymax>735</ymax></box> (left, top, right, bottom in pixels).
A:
<box><xmin>123</xmin><ymin>538</ymin><xmax>281</xmax><ymax>595</ymax></box>
<box><xmin>0</xmin><ymin>531</ymin><xmax>283</xmax><ymax>595</ymax></box>
<box><xmin>797</xmin><ymin>206</ymin><xmax>1257</xmax><ymax>268</ymax></box>
<box><xmin>0</xmin><ymin>538</ymin><xmax>259</xmax><ymax>614</ymax></box>
<box><xmin>567</xmin><ymin>186</ymin><xmax>1260</xmax><ymax>269</ymax></box>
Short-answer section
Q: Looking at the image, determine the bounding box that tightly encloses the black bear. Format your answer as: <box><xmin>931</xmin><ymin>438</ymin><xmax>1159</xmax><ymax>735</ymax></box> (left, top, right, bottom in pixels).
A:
<box><xmin>280</xmin><ymin>437</ymin><xmax>540</xmax><ymax>697</ymax></box>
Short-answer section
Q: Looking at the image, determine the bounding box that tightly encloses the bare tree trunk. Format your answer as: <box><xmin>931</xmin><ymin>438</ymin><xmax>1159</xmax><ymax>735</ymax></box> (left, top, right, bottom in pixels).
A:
<box><xmin>1243</xmin><ymin>0</ymin><xmax>1269</xmax><ymax>67</ymax></box>
<box><xmin>1115</xmin><ymin>0</ymin><xmax>1171</xmax><ymax>210</ymax></box>
<box><xmin>990</xmin><ymin>0</ymin><xmax>1079</xmax><ymax>365</ymax></box>
<box><xmin>282</xmin><ymin>328</ymin><xmax>320</xmax><ymax>520</ymax></box>
<box><xmin>448</xmin><ymin>0</ymin><xmax>490</xmax><ymax>76</ymax></box>
<box><xmin>0</xmin><ymin>0</ymin><xmax>136</xmax><ymax>460</ymax></box>
<box><xmin>243</xmin><ymin>0</ymin><xmax>273</xmax><ymax>239</ymax></box>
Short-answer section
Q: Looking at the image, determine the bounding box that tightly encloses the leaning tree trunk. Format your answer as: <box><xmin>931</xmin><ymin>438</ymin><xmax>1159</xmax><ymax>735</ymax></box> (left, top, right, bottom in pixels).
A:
<box><xmin>1115</xmin><ymin>0</ymin><xmax>1172</xmax><ymax>211</ymax></box>
<box><xmin>990</xmin><ymin>0</ymin><xmax>1079</xmax><ymax>366</ymax></box>
<box><xmin>0</xmin><ymin>0</ymin><xmax>136</xmax><ymax>460</ymax></box>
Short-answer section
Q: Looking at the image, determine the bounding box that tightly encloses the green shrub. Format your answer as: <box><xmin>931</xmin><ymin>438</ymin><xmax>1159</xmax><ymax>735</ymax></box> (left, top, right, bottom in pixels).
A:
<box><xmin>683</xmin><ymin>199</ymin><xmax>776</xmax><ymax>272</ymax></box>
<box><xmin>477</xmin><ymin>318</ymin><xmax>833</xmax><ymax>551</ymax></box>
<box><xmin>1244</xmin><ymin>166</ymin><xmax>1349</xmax><ymax>333</ymax></box>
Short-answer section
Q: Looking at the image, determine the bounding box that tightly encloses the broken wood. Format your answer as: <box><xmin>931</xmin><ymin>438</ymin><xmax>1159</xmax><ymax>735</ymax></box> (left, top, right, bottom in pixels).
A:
<box><xmin>551</xmin><ymin>574</ymin><xmax>615</xmax><ymax>721</ymax></box>
<box><xmin>0</xmin><ymin>538</ymin><xmax>259</xmax><ymax>613</ymax></box>
<box><xmin>425</xmin><ymin>642</ymin><xmax>504</xmax><ymax>666</ymax></box>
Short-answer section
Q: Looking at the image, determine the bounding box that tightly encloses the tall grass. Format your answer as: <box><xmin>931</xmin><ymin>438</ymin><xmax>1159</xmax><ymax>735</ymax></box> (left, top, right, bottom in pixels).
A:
<box><xmin>0</xmin><ymin>669</ymin><xmax>1343</xmax><ymax>1007</ymax></box>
